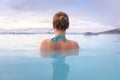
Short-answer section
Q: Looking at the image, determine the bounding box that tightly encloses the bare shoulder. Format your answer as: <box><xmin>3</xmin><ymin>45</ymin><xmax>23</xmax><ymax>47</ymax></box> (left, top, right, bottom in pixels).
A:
<box><xmin>40</xmin><ymin>39</ymin><xmax>50</xmax><ymax>50</ymax></box>
<box><xmin>67</xmin><ymin>40</ymin><xmax>79</xmax><ymax>49</ymax></box>
<box><xmin>40</xmin><ymin>39</ymin><xmax>48</xmax><ymax>45</ymax></box>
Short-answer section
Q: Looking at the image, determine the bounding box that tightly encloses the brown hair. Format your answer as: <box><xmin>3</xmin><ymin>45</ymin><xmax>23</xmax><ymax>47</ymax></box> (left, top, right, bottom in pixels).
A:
<box><xmin>53</xmin><ymin>12</ymin><xmax>69</xmax><ymax>31</ymax></box>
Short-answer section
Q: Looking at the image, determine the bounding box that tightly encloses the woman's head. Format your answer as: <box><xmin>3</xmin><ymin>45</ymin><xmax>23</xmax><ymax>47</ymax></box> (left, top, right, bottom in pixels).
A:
<box><xmin>53</xmin><ymin>12</ymin><xmax>69</xmax><ymax>31</ymax></box>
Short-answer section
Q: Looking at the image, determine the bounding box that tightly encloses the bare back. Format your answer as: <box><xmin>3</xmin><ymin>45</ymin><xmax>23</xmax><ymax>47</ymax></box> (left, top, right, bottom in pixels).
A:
<box><xmin>40</xmin><ymin>39</ymin><xmax>79</xmax><ymax>51</ymax></box>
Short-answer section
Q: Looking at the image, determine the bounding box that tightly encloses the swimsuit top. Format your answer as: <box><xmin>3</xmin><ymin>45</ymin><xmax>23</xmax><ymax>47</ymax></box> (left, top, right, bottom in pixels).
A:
<box><xmin>51</xmin><ymin>35</ymin><xmax>66</xmax><ymax>59</ymax></box>
<box><xmin>50</xmin><ymin>35</ymin><xmax>75</xmax><ymax>50</ymax></box>
<box><xmin>48</xmin><ymin>35</ymin><xmax>76</xmax><ymax>59</ymax></box>
<box><xmin>51</xmin><ymin>35</ymin><xmax>67</xmax><ymax>43</ymax></box>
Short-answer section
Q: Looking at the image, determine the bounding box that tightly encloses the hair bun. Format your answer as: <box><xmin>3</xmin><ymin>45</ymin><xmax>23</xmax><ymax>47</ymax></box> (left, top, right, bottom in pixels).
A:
<box><xmin>59</xmin><ymin>16</ymin><xmax>67</xmax><ymax>23</ymax></box>
<box><xmin>53</xmin><ymin>12</ymin><xmax>69</xmax><ymax>30</ymax></box>
<box><xmin>58</xmin><ymin>16</ymin><xmax>68</xmax><ymax>29</ymax></box>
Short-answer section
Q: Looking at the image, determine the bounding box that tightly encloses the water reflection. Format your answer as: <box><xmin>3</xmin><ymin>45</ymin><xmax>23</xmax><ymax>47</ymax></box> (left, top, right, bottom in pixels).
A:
<box><xmin>52</xmin><ymin>56</ymin><xmax>69</xmax><ymax>80</ymax></box>
<box><xmin>40</xmin><ymin>50</ymin><xmax>79</xmax><ymax>58</ymax></box>
<box><xmin>40</xmin><ymin>50</ymin><xmax>79</xmax><ymax>80</ymax></box>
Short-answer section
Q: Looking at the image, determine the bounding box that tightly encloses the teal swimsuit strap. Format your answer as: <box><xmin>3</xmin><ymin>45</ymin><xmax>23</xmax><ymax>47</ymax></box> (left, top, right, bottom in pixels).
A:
<box><xmin>51</xmin><ymin>35</ymin><xmax>66</xmax><ymax>59</ymax></box>
<box><xmin>51</xmin><ymin>35</ymin><xmax>67</xmax><ymax>43</ymax></box>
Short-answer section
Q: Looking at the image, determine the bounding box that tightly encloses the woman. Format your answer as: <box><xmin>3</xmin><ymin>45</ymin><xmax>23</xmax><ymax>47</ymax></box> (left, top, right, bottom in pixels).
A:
<box><xmin>40</xmin><ymin>12</ymin><xmax>79</xmax><ymax>51</ymax></box>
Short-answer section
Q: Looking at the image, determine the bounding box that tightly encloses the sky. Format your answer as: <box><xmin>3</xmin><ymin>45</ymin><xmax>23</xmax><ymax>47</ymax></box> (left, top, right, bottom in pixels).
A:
<box><xmin>0</xmin><ymin>0</ymin><xmax>120</xmax><ymax>32</ymax></box>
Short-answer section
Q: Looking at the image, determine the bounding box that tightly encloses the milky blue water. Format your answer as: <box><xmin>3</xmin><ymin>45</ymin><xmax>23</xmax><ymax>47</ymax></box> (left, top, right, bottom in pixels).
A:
<box><xmin>0</xmin><ymin>34</ymin><xmax>120</xmax><ymax>80</ymax></box>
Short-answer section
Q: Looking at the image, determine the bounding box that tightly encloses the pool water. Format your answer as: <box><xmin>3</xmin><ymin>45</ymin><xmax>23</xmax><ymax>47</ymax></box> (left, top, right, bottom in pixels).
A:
<box><xmin>0</xmin><ymin>34</ymin><xmax>120</xmax><ymax>80</ymax></box>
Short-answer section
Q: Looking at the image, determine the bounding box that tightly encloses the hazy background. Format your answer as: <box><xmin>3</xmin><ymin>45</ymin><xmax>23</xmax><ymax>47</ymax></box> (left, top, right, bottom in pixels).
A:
<box><xmin>0</xmin><ymin>0</ymin><xmax>120</xmax><ymax>32</ymax></box>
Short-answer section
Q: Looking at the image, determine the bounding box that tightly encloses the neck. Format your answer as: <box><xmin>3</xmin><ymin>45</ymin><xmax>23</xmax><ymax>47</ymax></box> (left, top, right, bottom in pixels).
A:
<box><xmin>54</xmin><ymin>30</ymin><xmax>66</xmax><ymax>37</ymax></box>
